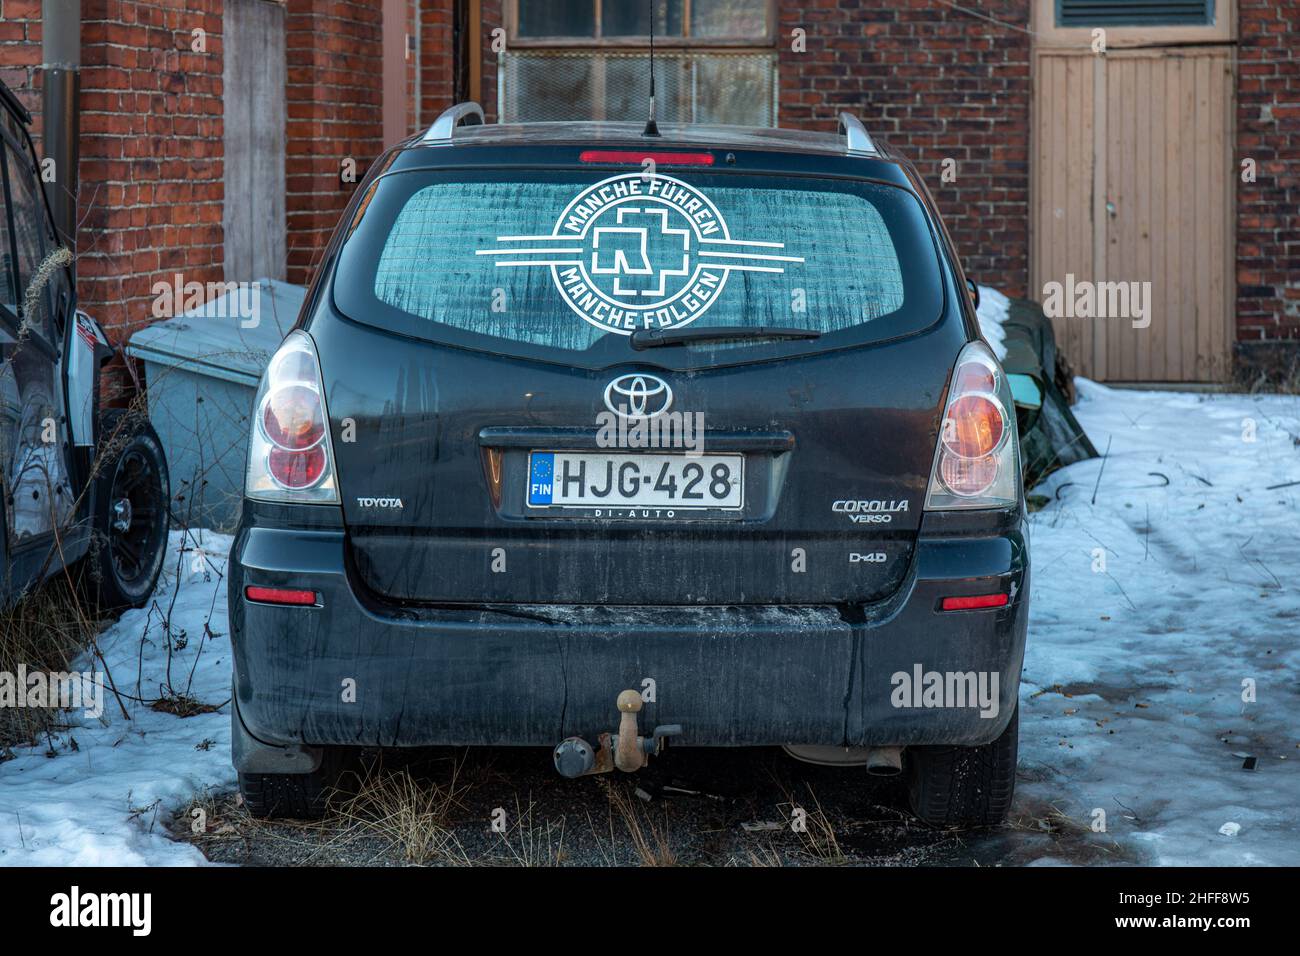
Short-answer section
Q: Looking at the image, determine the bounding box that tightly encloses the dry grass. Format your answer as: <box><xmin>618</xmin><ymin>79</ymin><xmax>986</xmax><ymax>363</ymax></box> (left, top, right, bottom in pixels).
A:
<box><xmin>1008</xmin><ymin>802</ymin><xmax>1092</xmax><ymax>837</ymax></box>
<box><xmin>491</xmin><ymin>794</ymin><xmax>568</xmax><ymax>867</ymax></box>
<box><xmin>332</xmin><ymin>757</ymin><xmax>474</xmax><ymax>865</ymax></box>
<box><xmin>150</xmin><ymin>693</ymin><xmax>221</xmax><ymax>718</ymax></box>
<box><xmin>603</xmin><ymin>779</ymin><xmax>677</xmax><ymax>867</ymax></box>
<box><xmin>738</xmin><ymin>842</ymin><xmax>785</xmax><ymax>867</ymax></box>
<box><xmin>0</xmin><ymin>576</ymin><xmax>103</xmax><ymax>748</ymax></box>
<box><xmin>179</xmin><ymin>788</ymin><xmax>231</xmax><ymax>839</ymax></box>
<box><xmin>177</xmin><ymin>789</ymin><xmax>350</xmax><ymax>865</ymax></box>
<box><xmin>1240</xmin><ymin>355</ymin><xmax>1300</xmax><ymax>396</ymax></box>
<box><xmin>777</xmin><ymin>781</ymin><xmax>846</xmax><ymax>865</ymax></box>
<box><xmin>1001</xmin><ymin>799</ymin><xmax>1136</xmax><ymax>864</ymax></box>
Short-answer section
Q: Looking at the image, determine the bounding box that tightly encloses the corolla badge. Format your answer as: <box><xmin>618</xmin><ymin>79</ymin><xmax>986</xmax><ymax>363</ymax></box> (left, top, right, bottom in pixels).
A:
<box><xmin>476</xmin><ymin>173</ymin><xmax>803</xmax><ymax>335</ymax></box>
<box><xmin>604</xmin><ymin>374</ymin><xmax>673</xmax><ymax>420</ymax></box>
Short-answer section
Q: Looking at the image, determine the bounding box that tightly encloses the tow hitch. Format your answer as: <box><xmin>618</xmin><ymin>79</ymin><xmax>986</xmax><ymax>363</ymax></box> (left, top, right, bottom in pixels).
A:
<box><xmin>553</xmin><ymin>690</ymin><xmax>683</xmax><ymax>778</ymax></box>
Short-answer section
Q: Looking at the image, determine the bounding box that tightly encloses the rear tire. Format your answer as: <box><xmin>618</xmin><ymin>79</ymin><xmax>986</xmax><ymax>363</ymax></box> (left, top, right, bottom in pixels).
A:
<box><xmin>84</xmin><ymin>409</ymin><xmax>170</xmax><ymax>611</ymax></box>
<box><xmin>239</xmin><ymin>754</ymin><xmax>341</xmax><ymax>820</ymax></box>
<box><xmin>906</xmin><ymin>706</ymin><xmax>1019</xmax><ymax>828</ymax></box>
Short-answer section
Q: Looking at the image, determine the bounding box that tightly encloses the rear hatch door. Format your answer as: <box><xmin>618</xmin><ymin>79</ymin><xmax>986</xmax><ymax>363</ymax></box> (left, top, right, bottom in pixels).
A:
<box><xmin>323</xmin><ymin>158</ymin><xmax>960</xmax><ymax>605</ymax></box>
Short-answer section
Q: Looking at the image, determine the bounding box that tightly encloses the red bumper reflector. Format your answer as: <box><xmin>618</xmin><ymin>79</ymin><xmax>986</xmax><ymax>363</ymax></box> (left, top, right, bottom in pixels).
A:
<box><xmin>941</xmin><ymin>593</ymin><xmax>1009</xmax><ymax>611</ymax></box>
<box><xmin>579</xmin><ymin>149</ymin><xmax>715</xmax><ymax>166</ymax></box>
<box><xmin>245</xmin><ymin>585</ymin><xmax>317</xmax><ymax>606</ymax></box>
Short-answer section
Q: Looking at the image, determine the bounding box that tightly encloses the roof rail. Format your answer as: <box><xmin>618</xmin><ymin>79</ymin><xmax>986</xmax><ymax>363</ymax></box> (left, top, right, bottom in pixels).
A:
<box><xmin>421</xmin><ymin>102</ymin><xmax>485</xmax><ymax>143</ymax></box>
<box><xmin>837</xmin><ymin>111</ymin><xmax>878</xmax><ymax>156</ymax></box>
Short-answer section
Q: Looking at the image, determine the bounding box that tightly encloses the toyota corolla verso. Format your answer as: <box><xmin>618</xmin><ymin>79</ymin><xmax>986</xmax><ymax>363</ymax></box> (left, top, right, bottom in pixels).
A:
<box><xmin>229</xmin><ymin>105</ymin><xmax>1028</xmax><ymax>826</ymax></box>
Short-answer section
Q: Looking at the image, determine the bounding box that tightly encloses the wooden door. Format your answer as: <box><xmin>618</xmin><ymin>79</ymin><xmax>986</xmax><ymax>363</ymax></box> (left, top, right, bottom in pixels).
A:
<box><xmin>1032</xmin><ymin>46</ymin><xmax>1235</xmax><ymax>382</ymax></box>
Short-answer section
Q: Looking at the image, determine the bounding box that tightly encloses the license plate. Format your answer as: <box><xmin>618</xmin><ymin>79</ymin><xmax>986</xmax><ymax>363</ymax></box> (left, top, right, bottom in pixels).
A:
<box><xmin>527</xmin><ymin>451</ymin><xmax>744</xmax><ymax>510</ymax></box>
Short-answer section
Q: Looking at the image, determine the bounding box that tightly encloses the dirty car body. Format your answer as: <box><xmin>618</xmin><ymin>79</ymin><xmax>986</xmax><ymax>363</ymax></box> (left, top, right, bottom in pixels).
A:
<box><xmin>229</xmin><ymin>109</ymin><xmax>1029</xmax><ymax>822</ymax></box>
<box><xmin>0</xmin><ymin>80</ymin><xmax>170</xmax><ymax>614</ymax></box>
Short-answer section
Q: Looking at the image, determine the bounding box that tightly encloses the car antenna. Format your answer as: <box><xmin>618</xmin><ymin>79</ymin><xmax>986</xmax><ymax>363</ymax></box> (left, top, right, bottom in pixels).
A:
<box><xmin>642</xmin><ymin>0</ymin><xmax>660</xmax><ymax>137</ymax></box>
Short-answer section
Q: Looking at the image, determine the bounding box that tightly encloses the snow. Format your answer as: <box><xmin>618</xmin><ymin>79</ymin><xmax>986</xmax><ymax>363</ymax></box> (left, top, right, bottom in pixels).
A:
<box><xmin>1</xmin><ymin>381</ymin><xmax>1297</xmax><ymax>866</ymax></box>
<box><xmin>1022</xmin><ymin>379</ymin><xmax>1300</xmax><ymax>865</ymax></box>
<box><xmin>0</xmin><ymin>531</ymin><xmax>234</xmax><ymax>866</ymax></box>
<box><xmin>975</xmin><ymin>284</ymin><xmax>1010</xmax><ymax>360</ymax></box>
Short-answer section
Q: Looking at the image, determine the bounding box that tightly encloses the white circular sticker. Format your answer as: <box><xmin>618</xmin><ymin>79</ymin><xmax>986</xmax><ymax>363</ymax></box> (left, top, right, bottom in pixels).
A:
<box><xmin>476</xmin><ymin>173</ymin><xmax>802</xmax><ymax>335</ymax></box>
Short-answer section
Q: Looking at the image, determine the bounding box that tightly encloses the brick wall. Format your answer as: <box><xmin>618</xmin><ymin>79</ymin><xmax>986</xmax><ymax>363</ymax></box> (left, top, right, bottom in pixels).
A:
<box><xmin>1</xmin><ymin>2</ymin><xmax>224</xmax><ymax>347</ymax></box>
<box><xmin>284</xmin><ymin>0</ymin><xmax>384</xmax><ymax>286</ymax></box>
<box><xmin>776</xmin><ymin>1</ymin><xmax>1033</xmax><ymax>297</ymax></box>
<box><xmin>1236</xmin><ymin>0</ymin><xmax>1300</xmax><ymax>351</ymax></box>
<box><xmin>76</xmin><ymin>0</ymin><xmax>225</xmax><ymax>345</ymax></box>
<box><xmin>480</xmin><ymin>0</ymin><xmax>499</xmax><ymax>123</ymax></box>
<box><xmin>3</xmin><ymin>1</ymin><xmax>396</xmax><ymax>335</ymax></box>
<box><xmin>407</xmin><ymin>0</ymin><xmax>418</xmax><ymax>131</ymax></box>
<box><xmin>418</xmin><ymin>0</ymin><xmax>454</xmax><ymax>125</ymax></box>
<box><xmin>5</xmin><ymin>1</ymin><xmax>1295</xmax><ymax>363</ymax></box>
<box><xmin>0</xmin><ymin>0</ymin><xmax>44</xmax><ymax>138</ymax></box>
<box><xmin>470</xmin><ymin>1</ymin><xmax>1030</xmax><ymax>281</ymax></box>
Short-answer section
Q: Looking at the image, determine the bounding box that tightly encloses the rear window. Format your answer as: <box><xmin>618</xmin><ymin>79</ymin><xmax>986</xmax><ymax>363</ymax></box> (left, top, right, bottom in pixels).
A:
<box><xmin>334</xmin><ymin>168</ymin><xmax>944</xmax><ymax>366</ymax></box>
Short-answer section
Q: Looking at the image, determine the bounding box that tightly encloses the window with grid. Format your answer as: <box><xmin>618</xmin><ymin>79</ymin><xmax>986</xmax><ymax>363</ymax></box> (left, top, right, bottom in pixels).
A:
<box><xmin>501</xmin><ymin>1</ymin><xmax>777</xmax><ymax>127</ymax></box>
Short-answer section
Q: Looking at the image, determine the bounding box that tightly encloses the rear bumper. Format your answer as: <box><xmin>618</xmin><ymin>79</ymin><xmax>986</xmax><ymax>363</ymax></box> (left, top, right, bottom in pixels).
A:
<box><xmin>229</xmin><ymin>511</ymin><xmax>1028</xmax><ymax>763</ymax></box>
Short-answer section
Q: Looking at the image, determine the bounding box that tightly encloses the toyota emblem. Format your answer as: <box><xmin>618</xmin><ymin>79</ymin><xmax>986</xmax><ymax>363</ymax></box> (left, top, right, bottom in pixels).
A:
<box><xmin>603</xmin><ymin>373</ymin><xmax>673</xmax><ymax>420</ymax></box>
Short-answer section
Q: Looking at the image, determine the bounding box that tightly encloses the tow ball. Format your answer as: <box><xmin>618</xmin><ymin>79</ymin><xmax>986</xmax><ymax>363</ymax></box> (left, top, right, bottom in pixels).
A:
<box><xmin>553</xmin><ymin>690</ymin><xmax>683</xmax><ymax>778</ymax></box>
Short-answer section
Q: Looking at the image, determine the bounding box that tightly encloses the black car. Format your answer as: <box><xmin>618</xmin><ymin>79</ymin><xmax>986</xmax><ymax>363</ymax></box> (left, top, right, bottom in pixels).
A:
<box><xmin>0</xmin><ymin>81</ymin><xmax>169</xmax><ymax>613</ymax></box>
<box><xmin>230</xmin><ymin>104</ymin><xmax>1028</xmax><ymax>826</ymax></box>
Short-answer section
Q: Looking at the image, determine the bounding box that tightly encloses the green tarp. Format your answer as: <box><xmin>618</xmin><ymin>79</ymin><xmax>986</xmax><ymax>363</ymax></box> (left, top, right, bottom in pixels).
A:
<box><xmin>996</xmin><ymin>297</ymin><xmax>1099</xmax><ymax>488</ymax></box>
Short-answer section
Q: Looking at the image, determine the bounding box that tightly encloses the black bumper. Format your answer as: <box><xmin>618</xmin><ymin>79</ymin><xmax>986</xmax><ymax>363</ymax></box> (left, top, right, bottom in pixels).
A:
<box><xmin>229</xmin><ymin>510</ymin><xmax>1028</xmax><ymax>763</ymax></box>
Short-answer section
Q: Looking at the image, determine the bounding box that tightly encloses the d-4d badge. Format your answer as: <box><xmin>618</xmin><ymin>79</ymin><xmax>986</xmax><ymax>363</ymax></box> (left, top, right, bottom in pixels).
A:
<box><xmin>476</xmin><ymin>173</ymin><xmax>803</xmax><ymax>335</ymax></box>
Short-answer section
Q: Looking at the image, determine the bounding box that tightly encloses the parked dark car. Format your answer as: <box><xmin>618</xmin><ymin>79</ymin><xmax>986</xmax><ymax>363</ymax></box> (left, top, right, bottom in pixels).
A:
<box><xmin>0</xmin><ymin>80</ymin><xmax>170</xmax><ymax>612</ymax></box>
<box><xmin>230</xmin><ymin>104</ymin><xmax>1029</xmax><ymax>826</ymax></box>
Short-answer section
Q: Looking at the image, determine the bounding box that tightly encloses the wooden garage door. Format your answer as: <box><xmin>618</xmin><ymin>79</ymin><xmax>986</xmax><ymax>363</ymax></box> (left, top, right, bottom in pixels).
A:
<box><xmin>1032</xmin><ymin>47</ymin><xmax>1235</xmax><ymax>382</ymax></box>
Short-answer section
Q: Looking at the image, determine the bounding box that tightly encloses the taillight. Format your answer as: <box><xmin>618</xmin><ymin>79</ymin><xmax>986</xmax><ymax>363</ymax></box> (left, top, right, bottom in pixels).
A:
<box><xmin>246</xmin><ymin>331</ymin><xmax>340</xmax><ymax>504</ymax></box>
<box><xmin>925</xmin><ymin>341</ymin><xmax>1020</xmax><ymax>509</ymax></box>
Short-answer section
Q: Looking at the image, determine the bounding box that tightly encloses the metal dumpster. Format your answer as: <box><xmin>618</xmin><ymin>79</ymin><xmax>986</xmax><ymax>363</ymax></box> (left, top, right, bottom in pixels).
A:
<box><xmin>126</xmin><ymin>280</ymin><xmax>305</xmax><ymax>531</ymax></box>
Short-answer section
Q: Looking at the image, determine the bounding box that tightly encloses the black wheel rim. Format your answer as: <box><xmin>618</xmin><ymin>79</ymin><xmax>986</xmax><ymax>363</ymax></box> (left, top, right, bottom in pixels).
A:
<box><xmin>108</xmin><ymin>447</ymin><xmax>166</xmax><ymax>591</ymax></box>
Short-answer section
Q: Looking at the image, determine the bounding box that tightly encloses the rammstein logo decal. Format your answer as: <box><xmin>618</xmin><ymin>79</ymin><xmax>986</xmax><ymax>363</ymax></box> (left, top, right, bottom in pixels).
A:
<box><xmin>476</xmin><ymin>173</ymin><xmax>803</xmax><ymax>335</ymax></box>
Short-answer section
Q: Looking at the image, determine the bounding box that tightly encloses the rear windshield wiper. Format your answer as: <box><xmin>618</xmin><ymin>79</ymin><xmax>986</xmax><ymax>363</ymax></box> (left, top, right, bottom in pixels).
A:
<box><xmin>629</xmin><ymin>326</ymin><xmax>823</xmax><ymax>350</ymax></box>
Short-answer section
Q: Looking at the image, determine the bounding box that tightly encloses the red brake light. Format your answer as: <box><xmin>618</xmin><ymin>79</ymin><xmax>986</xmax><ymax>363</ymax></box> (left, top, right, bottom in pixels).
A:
<box><xmin>268</xmin><ymin>445</ymin><xmax>327</xmax><ymax>489</ymax></box>
<box><xmin>579</xmin><ymin>150</ymin><xmax>715</xmax><ymax>166</ymax></box>
<box><xmin>245</xmin><ymin>585</ymin><xmax>317</xmax><ymax>606</ymax></box>
<box><xmin>941</xmin><ymin>593</ymin><xmax>1009</xmax><ymax>611</ymax></box>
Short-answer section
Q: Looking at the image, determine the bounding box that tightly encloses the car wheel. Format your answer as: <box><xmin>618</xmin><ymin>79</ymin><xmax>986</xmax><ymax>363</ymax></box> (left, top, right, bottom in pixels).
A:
<box><xmin>239</xmin><ymin>754</ymin><xmax>342</xmax><ymax>819</ymax></box>
<box><xmin>86</xmin><ymin>409</ymin><xmax>171</xmax><ymax>611</ymax></box>
<box><xmin>906</xmin><ymin>705</ymin><xmax>1018</xmax><ymax>828</ymax></box>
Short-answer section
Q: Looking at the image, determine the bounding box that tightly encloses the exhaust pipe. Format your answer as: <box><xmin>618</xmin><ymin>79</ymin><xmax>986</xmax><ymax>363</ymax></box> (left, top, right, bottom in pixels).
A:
<box><xmin>865</xmin><ymin>746</ymin><xmax>903</xmax><ymax>777</ymax></box>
